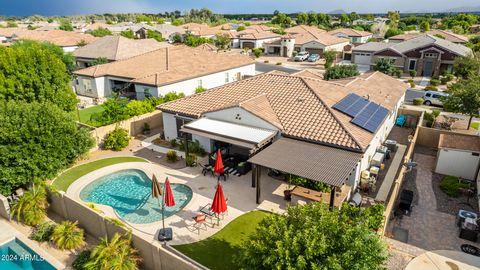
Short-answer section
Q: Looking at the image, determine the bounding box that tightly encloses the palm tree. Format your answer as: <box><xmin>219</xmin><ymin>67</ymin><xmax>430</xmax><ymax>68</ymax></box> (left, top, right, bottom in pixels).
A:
<box><xmin>51</xmin><ymin>221</ymin><xmax>85</xmax><ymax>251</ymax></box>
<box><xmin>84</xmin><ymin>233</ymin><xmax>141</xmax><ymax>270</ymax></box>
<box><xmin>11</xmin><ymin>185</ymin><xmax>48</xmax><ymax>226</ymax></box>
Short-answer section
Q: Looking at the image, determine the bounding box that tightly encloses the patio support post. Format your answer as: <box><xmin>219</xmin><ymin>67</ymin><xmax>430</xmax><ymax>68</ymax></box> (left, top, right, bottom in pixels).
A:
<box><xmin>184</xmin><ymin>133</ymin><xmax>189</xmax><ymax>160</ymax></box>
<box><xmin>329</xmin><ymin>186</ymin><xmax>335</xmax><ymax>210</ymax></box>
<box><xmin>256</xmin><ymin>166</ymin><xmax>262</xmax><ymax>204</ymax></box>
<box><xmin>251</xmin><ymin>164</ymin><xmax>257</xmax><ymax>188</ymax></box>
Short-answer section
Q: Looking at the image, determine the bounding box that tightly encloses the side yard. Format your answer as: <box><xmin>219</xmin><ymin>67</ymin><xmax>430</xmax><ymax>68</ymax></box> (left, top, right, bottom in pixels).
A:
<box><xmin>78</xmin><ymin>105</ymin><xmax>104</xmax><ymax>125</ymax></box>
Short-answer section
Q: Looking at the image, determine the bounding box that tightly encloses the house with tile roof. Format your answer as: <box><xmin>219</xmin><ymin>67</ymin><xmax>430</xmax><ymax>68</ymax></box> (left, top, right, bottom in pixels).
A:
<box><xmin>158</xmin><ymin>71</ymin><xmax>407</xmax><ymax>205</ymax></box>
<box><xmin>352</xmin><ymin>34</ymin><xmax>472</xmax><ymax>76</ymax></box>
<box><xmin>389</xmin><ymin>30</ymin><xmax>469</xmax><ymax>45</ymax></box>
<box><xmin>73</xmin><ymin>45</ymin><xmax>255</xmax><ymax>99</ymax></box>
<box><xmin>264</xmin><ymin>25</ymin><xmax>349</xmax><ymax>57</ymax></box>
<box><xmin>328</xmin><ymin>28</ymin><xmax>373</xmax><ymax>43</ymax></box>
<box><xmin>73</xmin><ymin>36</ymin><xmax>170</xmax><ymax>68</ymax></box>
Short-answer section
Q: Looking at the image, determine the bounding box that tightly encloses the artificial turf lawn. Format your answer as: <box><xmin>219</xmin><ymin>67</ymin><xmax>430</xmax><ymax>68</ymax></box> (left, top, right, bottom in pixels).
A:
<box><xmin>173</xmin><ymin>211</ymin><xmax>271</xmax><ymax>270</ymax></box>
<box><xmin>52</xmin><ymin>157</ymin><xmax>148</xmax><ymax>191</ymax></box>
<box><xmin>77</xmin><ymin>105</ymin><xmax>104</xmax><ymax>125</ymax></box>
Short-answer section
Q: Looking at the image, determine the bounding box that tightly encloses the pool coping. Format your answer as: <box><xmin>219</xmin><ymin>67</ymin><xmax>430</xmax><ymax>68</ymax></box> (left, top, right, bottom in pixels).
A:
<box><xmin>66</xmin><ymin>162</ymin><xmax>199</xmax><ymax>230</ymax></box>
<box><xmin>0</xmin><ymin>219</ymin><xmax>66</xmax><ymax>270</ymax></box>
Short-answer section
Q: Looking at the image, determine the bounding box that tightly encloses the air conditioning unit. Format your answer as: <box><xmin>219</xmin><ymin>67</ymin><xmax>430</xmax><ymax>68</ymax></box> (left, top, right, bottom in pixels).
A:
<box><xmin>361</xmin><ymin>170</ymin><xmax>370</xmax><ymax>179</ymax></box>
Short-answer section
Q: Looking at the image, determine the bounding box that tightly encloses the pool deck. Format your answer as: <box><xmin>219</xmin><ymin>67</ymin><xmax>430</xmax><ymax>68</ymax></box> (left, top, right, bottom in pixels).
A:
<box><xmin>0</xmin><ymin>219</ymin><xmax>65</xmax><ymax>270</ymax></box>
<box><xmin>67</xmin><ymin>162</ymin><xmax>288</xmax><ymax>245</ymax></box>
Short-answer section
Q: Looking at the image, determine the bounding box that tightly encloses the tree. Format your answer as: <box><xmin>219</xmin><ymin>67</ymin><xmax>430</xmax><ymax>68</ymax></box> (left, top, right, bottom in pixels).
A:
<box><xmin>0</xmin><ymin>101</ymin><xmax>95</xmax><ymax>195</ymax></box>
<box><xmin>0</xmin><ymin>44</ymin><xmax>77</xmax><ymax>111</ymax></box>
<box><xmin>236</xmin><ymin>203</ymin><xmax>388</xmax><ymax>270</ymax></box>
<box><xmin>120</xmin><ymin>29</ymin><xmax>135</xmax><ymax>39</ymax></box>
<box><xmin>374</xmin><ymin>58</ymin><xmax>396</xmax><ymax>75</ymax></box>
<box><xmin>387</xmin><ymin>11</ymin><xmax>400</xmax><ymax>27</ymax></box>
<box><xmin>10</xmin><ymin>185</ymin><xmax>48</xmax><ymax>226</ymax></box>
<box><xmin>271</xmin><ymin>13</ymin><xmax>292</xmax><ymax>27</ymax></box>
<box><xmin>443</xmin><ymin>75</ymin><xmax>480</xmax><ymax>129</ymax></box>
<box><xmin>88</xmin><ymin>57</ymin><xmax>109</xmax><ymax>67</ymax></box>
<box><xmin>296</xmin><ymin>12</ymin><xmax>308</xmax><ymax>25</ymax></box>
<box><xmin>340</xmin><ymin>14</ymin><xmax>351</xmax><ymax>25</ymax></box>
<box><xmin>322</xmin><ymin>50</ymin><xmax>337</xmax><ymax>69</ymax></box>
<box><xmin>349</xmin><ymin>12</ymin><xmax>360</xmax><ymax>22</ymax></box>
<box><xmin>236</xmin><ymin>25</ymin><xmax>246</xmax><ymax>32</ymax></box>
<box><xmin>84</xmin><ymin>233</ymin><xmax>141</xmax><ymax>270</ymax></box>
<box><xmin>384</xmin><ymin>27</ymin><xmax>403</xmax><ymax>39</ymax></box>
<box><xmin>90</xmin><ymin>28</ymin><xmax>112</xmax><ymax>37</ymax></box>
<box><xmin>419</xmin><ymin>21</ymin><xmax>430</xmax><ymax>32</ymax></box>
<box><xmin>215</xmin><ymin>33</ymin><xmax>231</xmax><ymax>49</ymax></box>
<box><xmin>7</xmin><ymin>21</ymin><xmax>18</xmax><ymax>28</ymax></box>
<box><xmin>52</xmin><ymin>221</ymin><xmax>85</xmax><ymax>251</ymax></box>
<box><xmin>136</xmin><ymin>14</ymin><xmax>152</xmax><ymax>24</ymax></box>
<box><xmin>59</xmin><ymin>19</ymin><xmax>74</xmax><ymax>31</ymax></box>
<box><xmin>453</xmin><ymin>53</ymin><xmax>480</xmax><ymax>79</ymax></box>
<box><xmin>146</xmin><ymin>29</ymin><xmax>164</xmax><ymax>42</ymax></box>
<box><xmin>324</xmin><ymin>65</ymin><xmax>360</xmax><ymax>80</ymax></box>
<box><xmin>104</xmin><ymin>127</ymin><xmax>130</xmax><ymax>151</ymax></box>
<box><xmin>467</xmin><ymin>36</ymin><xmax>480</xmax><ymax>52</ymax></box>
<box><xmin>184</xmin><ymin>33</ymin><xmax>213</xmax><ymax>47</ymax></box>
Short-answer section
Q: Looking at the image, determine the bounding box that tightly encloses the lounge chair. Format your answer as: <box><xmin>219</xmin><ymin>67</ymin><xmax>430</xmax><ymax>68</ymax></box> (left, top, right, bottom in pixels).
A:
<box><xmin>396</xmin><ymin>114</ymin><xmax>406</xmax><ymax>127</ymax></box>
<box><xmin>192</xmin><ymin>214</ymin><xmax>207</xmax><ymax>233</ymax></box>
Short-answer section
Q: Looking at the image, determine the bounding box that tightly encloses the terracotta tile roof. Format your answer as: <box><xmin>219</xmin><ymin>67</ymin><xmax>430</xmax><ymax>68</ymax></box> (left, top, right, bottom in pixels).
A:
<box><xmin>73</xmin><ymin>36</ymin><xmax>168</xmax><ymax>61</ymax></box>
<box><xmin>1</xmin><ymin>29</ymin><xmax>97</xmax><ymax>46</ymax></box>
<box><xmin>237</xmin><ymin>31</ymin><xmax>280</xmax><ymax>40</ymax></box>
<box><xmin>291</xmin><ymin>69</ymin><xmax>324</xmax><ymax>79</ymax></box>
<box><xmin>328</xmin><ymin>28</ymin><xmax>373</xmax><ymax>37</ymax></box>
<box><xmin>281</xmin><ymin>26</ymin><xmax>349</xmax><ymax>46</ymax></box>
<box><xmin>390</xmin><ymin>30</ymin><xmax>468</xmax><ymax>44</ymax></box>
<box><xmin>285</xmin><ymin>25</ymin><xmax>326</xmax><ymax>35</ymax></box>
<box><xmin>73</xmin><ymin>45</ymin><xmax>254</xmax><ymax>86</ymax></box>
<box><xmin>159</xmin><ymin>71</ymin><xmax>407</xmax><ymax>151</ymax></box>
<box><xmin>439</xmin><ymin>134</ymin><xmax>480</xmax><ymax>152</ymax></box>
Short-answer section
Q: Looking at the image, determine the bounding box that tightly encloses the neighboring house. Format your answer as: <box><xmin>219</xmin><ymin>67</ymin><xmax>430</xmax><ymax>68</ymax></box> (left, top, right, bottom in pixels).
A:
<box><xmin>264</xmin><ymin>25</ymin><xmax>349</xmax><ymax>57</ymax></box>
<box><xmin>328</xmin><ymin>28</ymin><xmax>373</xmax><ymax>43</ymax></box>
<box><xmin>352</xmin><ymin>34</ymin><xmax>472</xmax><ymax>76</ymax></box>
<box><xmin>235</xmin><ymin>30</ymin><xmax>281</xmax><ymax>49</ymax></box>
<box><xmin>0</xmin><ymin>28</ymin><xmax>97</xmax><ymax>52</ymax></box>
<box><xmin>80</xmin><ymin>22</ymin><xmax>111</xmax><ymax>33</ymax></box>
<box><xmin>158</xmin><ymin>71</ymin><xmax>407</xmax><ymax>205</ymax></box>
<box><xmin>182</xmin><ymin>23</ymin><xmax>219</xmax><ymax>38</ymax></box>
<box><xmin>389</xmin><ymin>30</ymin><xmax>469</xmax><ymax>45</ymax></box>
<box><xmin>352</xmin><ymin>19</ymin><xmax>374</xmax><ymax>26</ymax></box>
<box><xmin>73</xmin><ymin>45</ymin><xmax>255</xmax><ymax>99</ymax></box>
<box><xmin>73</xmin><ymin>36</ymin><xmax>169</xmax><ymax>68</ymax></box>
<box><xmin>435</xmin><ymin>134</ymin><xmax>480</xmax><ymax>181</ymax></box>
<box><xmin>152</xmin><ymin>24</ymin><xmax>186</xmax><ymax>41</ymax></box>
<box><xmin>108</xmin><ymin>23</ymin><xmax>158</xmax><ymax>39</ymax></box>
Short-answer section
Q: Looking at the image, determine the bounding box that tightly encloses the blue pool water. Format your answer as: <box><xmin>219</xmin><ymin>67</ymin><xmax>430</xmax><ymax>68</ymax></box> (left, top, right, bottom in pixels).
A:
<box><xmin>0</xmin><ymin>238</ymin><xmax>56</xmax><ymax>270</ymax></box>
<box><xmin>79</xmin><ymin>169</ymin><xmax>193</xmax><ymax>224</ymax></box>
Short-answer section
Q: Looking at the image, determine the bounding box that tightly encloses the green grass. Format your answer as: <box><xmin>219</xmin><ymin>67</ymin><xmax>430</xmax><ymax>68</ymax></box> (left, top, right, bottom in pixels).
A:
<box><xmin>471</xmin><ymin>122</ymin><xmax>479</xmax><ymax>130</ymax></box>
<box><xmin>52</xmin><ymin>157</ymin><xmax>148</xmax><ymax>191</ymax></box>
<box><xmin>173</xmin><ymin>211</ymin><xmax>271</xmax><ymax>270</ymax></box>
<box><xmin>78</xmin><ymin>105</ymin><xmax>104</xmax><ymax>125</ymax></box>
<box><xmin>439</xmin><ymin>175</ymin><xmax>470</xmax><ymax>197</ymax></box>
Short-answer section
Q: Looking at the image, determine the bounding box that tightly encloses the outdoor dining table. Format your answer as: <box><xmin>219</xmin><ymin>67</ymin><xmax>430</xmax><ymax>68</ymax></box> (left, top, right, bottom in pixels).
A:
<box><xmin>199</xmin><ymin>203</ymin><xmax>217</xmax><ymax>226</ymax></box>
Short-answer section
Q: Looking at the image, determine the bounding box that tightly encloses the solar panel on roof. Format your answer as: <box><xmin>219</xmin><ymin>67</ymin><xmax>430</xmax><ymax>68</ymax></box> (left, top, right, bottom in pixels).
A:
<box><xmin>333</xmin><ymin>93</ymin><xmax>369</xmax><ymax>117</ymax></box>
<box><xmin>352</xmin><ymin>104</ymin><xmax>389</xmax><ymax>133</ymax></box>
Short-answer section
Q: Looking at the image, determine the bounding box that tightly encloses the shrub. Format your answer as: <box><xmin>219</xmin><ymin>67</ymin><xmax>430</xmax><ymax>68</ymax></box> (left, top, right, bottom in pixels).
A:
<box><xmin>263</xmin><ymin>60</ymin><xmax>269</xmax><ymax>63</ymax></box>
<box><xmin>429</xmin><ymin>79</ymin><xmax>440</xmax><ymax>86</ymax></box>
<box><xmin>440</xmin><ymin>176</ymin><xmax>470</xmax><ymax>197</ymax></box>
<box><xmin>52</xmin><ymin>221</ymin><xmax>85</xmax><ymax>251</ymax></box>
<box><xmin>363</xmin><ymin>204</ymin><xmax>385</xmax><ymax>231</ymax></box>
<box><xmin>410</xmin><ymin>81</ymin><xmax>415</xmax><ymax>88</ymax></box>
<box><xmin>252</xmin><ymin>48</ymin><xmax>263</xmax><ymax>58</ymax></box>
<box><xmin>446</xmin><ymin>73</ymin><xmax>454</xmax><ymax>81</ymax></box>
<box><xmin>276</xmin><ymin>62</ymin><xmax>282</xmax><ymax>65</ymax></box>
<box><xmin>194</xmin><ymin>86</ymin><xmax>206</xmax><ymax>94</ymax></box>
<box><xmin>72</xmin><ymin>250</ymin><xmax>91</xmax><ymax>270</ymax></box>
<box><xmin>289</xmin><ymin>175</ymin><xmax>331</xmax><ymax>192</ymax></box>
<box><xmin>395</xmin><ymin>69</ymin><xmax>403</xmax><ymax>78</ymax></box>
<box><xmin>169</xmin><ymin>139</ymin><xmax>178</xmax><ymax>148</ymax></box>
<box><xmin>424</xmin><ymin>85</ymin><xmax>438</xmax><ymax>91</ymax></box>
<box><xmin>440</xmin><ymin>77</ymin><xmax>449</xmax><ymax>85</ymax></box>
<box><xmin>104</xmin><ymin>127</ymin><xmax>130</xmax><ymax>151</ymax></box>
<box><xmin>409</xmin><ymin>70</ymin><xmax>417</xmax><ymax>78</ymax></box>
<box><xmin>166</xmin><ymin>150</ymin><xmax>179</xmax><ymax>162</ymax></box>
<box><xmin>11</xmin><ymin>185</ymin><xmax>48</xmax><ymax>226</ymax></box>
<box><xmin>30</xmin><ymin>222</ymin><xmax>56</xmax><ymax>242</ymax></box>
<box><xmin>186</xmin><ymin>153</ymin><xmax>197</xmax><ymax>167</ymax></box>
<box><xmin>413</xmin><ymin>98</ymin><xmax>424</xmax><ymax>106</ymax></box>
<box><xmin>324</xmin><ymin>65</ymin><xmax>360</xmax><ymax>81</ymax></box>
<box><xmin>106</xmin><ymin>217</ymin><xmax>125</xmax><ymax>228</ymax></box>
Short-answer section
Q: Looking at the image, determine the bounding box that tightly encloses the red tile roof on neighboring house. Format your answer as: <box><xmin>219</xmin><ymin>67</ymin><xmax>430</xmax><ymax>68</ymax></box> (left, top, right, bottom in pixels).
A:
<box><xmin>328</xmin><ymin>28</ymin><xmax>373</xmax><ymax>37</ymax></box>
<box><xmin>159</xmin><ymin>71</ymin><xmax>407</xmax><ymax>152</ymax></box>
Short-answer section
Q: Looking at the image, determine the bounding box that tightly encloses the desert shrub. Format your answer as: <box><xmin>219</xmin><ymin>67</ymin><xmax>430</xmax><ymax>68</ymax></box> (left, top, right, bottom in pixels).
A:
<box><xmin>169</xmin><ymin>139</ymin><xmax>178</xmax><ymax>148</ymax></box>
<box><xmin>185</xmin><ymin>153</ymin><xmax>197</xmax><ymax>167</ymax></box>
<box><xmin>104</xmin><ymin>127</ymin><xmax>130</xmax><ymax>151</ymax></box>
<box><xmin>440</xmin><ymin>77</ymin><xmax>449</xmax><ymax>85</ymax></box>
<box><xmin>263</xmin><ymin>60</ymin><xmax>269</xmax><ymax>63</ymax></box>
<box><xmin>252</xmin><ymin>48</ymin><xmax>263</xmax><ymax>58</ymax></box>
<box><xmin>440</xmin><ymin>176</ymin><xmax>470</xmax><ymax>197</ymax></box>
<box><xmin>409</xmin><ymin>70</ymin><xmax>417</xmax><ymax>78</ymax></box>
<box><xmin>30</xmin><ymin>222</ymin><xmax>56</xmax><ymax>242</ymax></box>
<box><xmin>395</xmin><ymin>69</ymin><xmax>403</xmax><ymax>78</ymax></box>
<box><xmin>323</xmin><ymin>65</ymin><xmax>359</xmax><ymax>81</ymax></box>
<box><xmin>413</xmin><ymin>98</ymin><xmax>424</xmax><ymax>105</ymax></box>
<box><xmin>429</xmin><ymin>79</ymin><xmax>440</xmax><ymax>86</ymax></box>
<box><xmin>72</xmin><ymin>250</ymin><xmax>91</xmax><ymax>270</ymax></box>
<box><xmin>166</xmin><ymin>150</ymin><xmax>179</xmax><ymax>162</ymax></box>
<box><xmin>276</xmin><ymin>62</ymin><xmax>282</xmax><ymax>65</ymax></box>
<box><xmin>408</xmin><ymin>79</ymin><xmax>415</xmax><ymax>88</ymax></box>
<box><xmin>446</xmin><ymin>73</ymin><xmax>454</xmax><ymax>81</ymax></box>
<box><xmin>194</xmin><ymin>86</ymin><xmax>206</xmax><ymax>94</ymax></box>
<box><xmin>424</xmin><ymin>85</ymin><xmax>438</xmax><ymax>91</ymax></box>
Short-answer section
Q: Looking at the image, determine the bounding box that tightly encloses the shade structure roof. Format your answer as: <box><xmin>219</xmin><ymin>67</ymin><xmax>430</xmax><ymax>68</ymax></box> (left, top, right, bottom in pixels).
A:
<box><xmin>248</xmin><ymin>138</ymin><xmax>362</xmax><ymax>187</ymax></box>
<box><xmin>181</xmin><ymin>118</ymin><xmax>277</xmax><ymax>149</ymax></box>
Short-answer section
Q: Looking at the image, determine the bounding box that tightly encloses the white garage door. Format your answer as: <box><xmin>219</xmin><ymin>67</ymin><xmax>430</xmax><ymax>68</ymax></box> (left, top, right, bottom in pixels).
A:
<box><xmin>353</xmin><ymin>53</ymin><xmax>372</xmax><ymax>65</ymax></box>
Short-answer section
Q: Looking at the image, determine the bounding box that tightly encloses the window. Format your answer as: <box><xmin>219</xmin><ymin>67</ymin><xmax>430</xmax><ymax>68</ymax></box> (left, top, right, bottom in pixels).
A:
<box><xmin>425</xmin><ymin>93</ymin><xmax>431</xmax><ymax>97</ymax></box>
<box><xmin>225</xmin><ymin>72</ymin><xmax>229</xmax><ymax>83</ymax></box>
<box><xmin>176</xmin><ymin>118</ymin><xmax>192</xmax><ymax>139</ymax></box>
<box><xmin>424</xmin><ymin>53</ymin><xmax>438</xmax><ymax>58</ymax></box>
<box><xmin>432</xmin><ymin>94</ymin><xmax>441</xmax><ymax>98</ymax></box>
<box><xmin>83</xmin><ymin>79</ymin><xmax>92</xmax><ymax>93</ymax></box>
<box><xmin>197</xmin><ymin>79</ymin><xmax>202</xmax><ymax>87</ymax></box>
<box><xmin>408</xmin><ymin>59</ymin><xmax>417</xmax><ymax>71</ymax></box>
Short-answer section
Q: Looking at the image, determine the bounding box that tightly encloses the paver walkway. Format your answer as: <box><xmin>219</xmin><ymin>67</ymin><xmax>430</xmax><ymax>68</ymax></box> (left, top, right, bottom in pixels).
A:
<box><xmin>376</xmin><ymin>144</ymin><xmax>407</xmax><ymax>202</ymax></box>
<box><xmin>393</xmin><ymin>152</ymin><xmax>480</xmax><ymax>250</ymax></box>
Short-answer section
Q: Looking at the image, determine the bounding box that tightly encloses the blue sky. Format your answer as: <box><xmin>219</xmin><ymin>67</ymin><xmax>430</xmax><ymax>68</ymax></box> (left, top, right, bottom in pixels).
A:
<box><xmin>0</xmin><ymin>0</ymin><xmax>479</xmax><ymax>16</ymax></box>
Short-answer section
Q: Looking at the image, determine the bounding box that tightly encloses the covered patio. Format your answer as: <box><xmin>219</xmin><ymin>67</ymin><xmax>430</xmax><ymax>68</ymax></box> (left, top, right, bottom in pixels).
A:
<box><xmin>248</xmin><ymin>138</ymin><xmax>362</xmax><ymax>207</ymax></box>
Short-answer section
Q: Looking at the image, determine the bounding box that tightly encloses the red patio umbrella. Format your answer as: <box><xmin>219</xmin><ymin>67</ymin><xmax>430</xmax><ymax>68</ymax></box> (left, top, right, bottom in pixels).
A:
<box><xmin>211</xmin><ymin>183</ymin><xmax>227</xmax><ymax>225</ymax></box>
<box><xmin>214</xmin><ymin>149</ymin><xmax>224</xmax><ymax>175</ymax></box>
<box><xmin>159</xmin><ymin>177</ymin><xmax>175</xmax><ymax>240</ymax></box>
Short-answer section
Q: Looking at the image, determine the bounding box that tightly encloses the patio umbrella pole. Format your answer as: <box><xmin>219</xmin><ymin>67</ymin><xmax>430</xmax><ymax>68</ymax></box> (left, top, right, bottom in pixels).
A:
<box><xmin>161</xmin><ymin>186</ymin><xmax>166</xmax><ymax>235</ymax></box>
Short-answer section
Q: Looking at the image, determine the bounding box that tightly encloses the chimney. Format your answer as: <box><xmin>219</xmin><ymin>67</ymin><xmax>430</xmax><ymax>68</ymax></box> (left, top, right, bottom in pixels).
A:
<box><xmin>165</xmin><ymin>47</ymin><xmax>169</xmax><ymax>71</ymax></box>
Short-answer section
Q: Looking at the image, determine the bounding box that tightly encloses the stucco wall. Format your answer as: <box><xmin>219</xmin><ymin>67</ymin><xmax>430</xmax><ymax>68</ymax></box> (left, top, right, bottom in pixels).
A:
<box><xmin>203</xmin><ymin>107</ymin><xmax>279</xmax><ymax>131</ymax></box>
<box><xmin>0</xmin><ymin>195</ymin><xmax>10</xmax><ymax>220</ymax></box>
<box><xmin>435</xmin><ymin>149</ymin><xmax>480</xmax><ymax>180</ymax></box>
<box><xmin>162</xmin><ymin>112</ymin><xmax>180</xmax><ymax>141</ymax></box>
<box><xmin>371</xmin><ymin>55</ymin><xmax>405</xmax><ymax>68</ymax></box>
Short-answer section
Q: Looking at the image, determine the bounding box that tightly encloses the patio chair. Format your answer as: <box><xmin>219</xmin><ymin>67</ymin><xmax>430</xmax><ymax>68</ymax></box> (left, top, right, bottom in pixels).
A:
<box><xmin>199</xmin><ymin>163</ymin><xmax>214</xmax><ymax>177</ymax></box>
<box><xmin>192</xmin><ymin>214</ymin><xmax>207</xmax><ymax>234</ymax></box>
<box><xmin>395</xmin><ymin>114</ymin><xmax>406</xmax><ymax>127</ymax></box>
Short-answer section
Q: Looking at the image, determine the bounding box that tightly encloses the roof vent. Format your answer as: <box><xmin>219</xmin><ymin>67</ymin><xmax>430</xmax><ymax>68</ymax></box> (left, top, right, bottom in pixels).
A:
<box><xmin>297</xmin><ymin>98</ymin><xmax>305</xmax><ymax>103</ymax></box>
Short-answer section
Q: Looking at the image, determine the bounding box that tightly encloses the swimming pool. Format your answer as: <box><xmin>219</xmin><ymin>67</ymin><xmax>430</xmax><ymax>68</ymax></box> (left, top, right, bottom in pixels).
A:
<box><xmin>80</xmin><ymin>169</ymin><xmax>193</xmax><ymax>224</ymax></box>
<box><xmin>0</xmin><ymin>238</ymin><xmax>55</xmax><ymax>270</ymax></box>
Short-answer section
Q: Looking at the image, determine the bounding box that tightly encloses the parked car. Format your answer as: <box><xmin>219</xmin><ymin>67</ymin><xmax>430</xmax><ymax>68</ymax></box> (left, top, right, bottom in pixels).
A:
<box><xmin>294</xmin><ymin>51</ymin><xmax>310</xmax><ymax>61</ymax></box>
<box><xmin>307</xmin><ymin>54</ymin><xmax>320</xmax><ymax>62</ymax></box>
<box><xmin>423</xmin><ymin>91</ymin><xmax>449</xmax><ymax>106</ymax></box>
